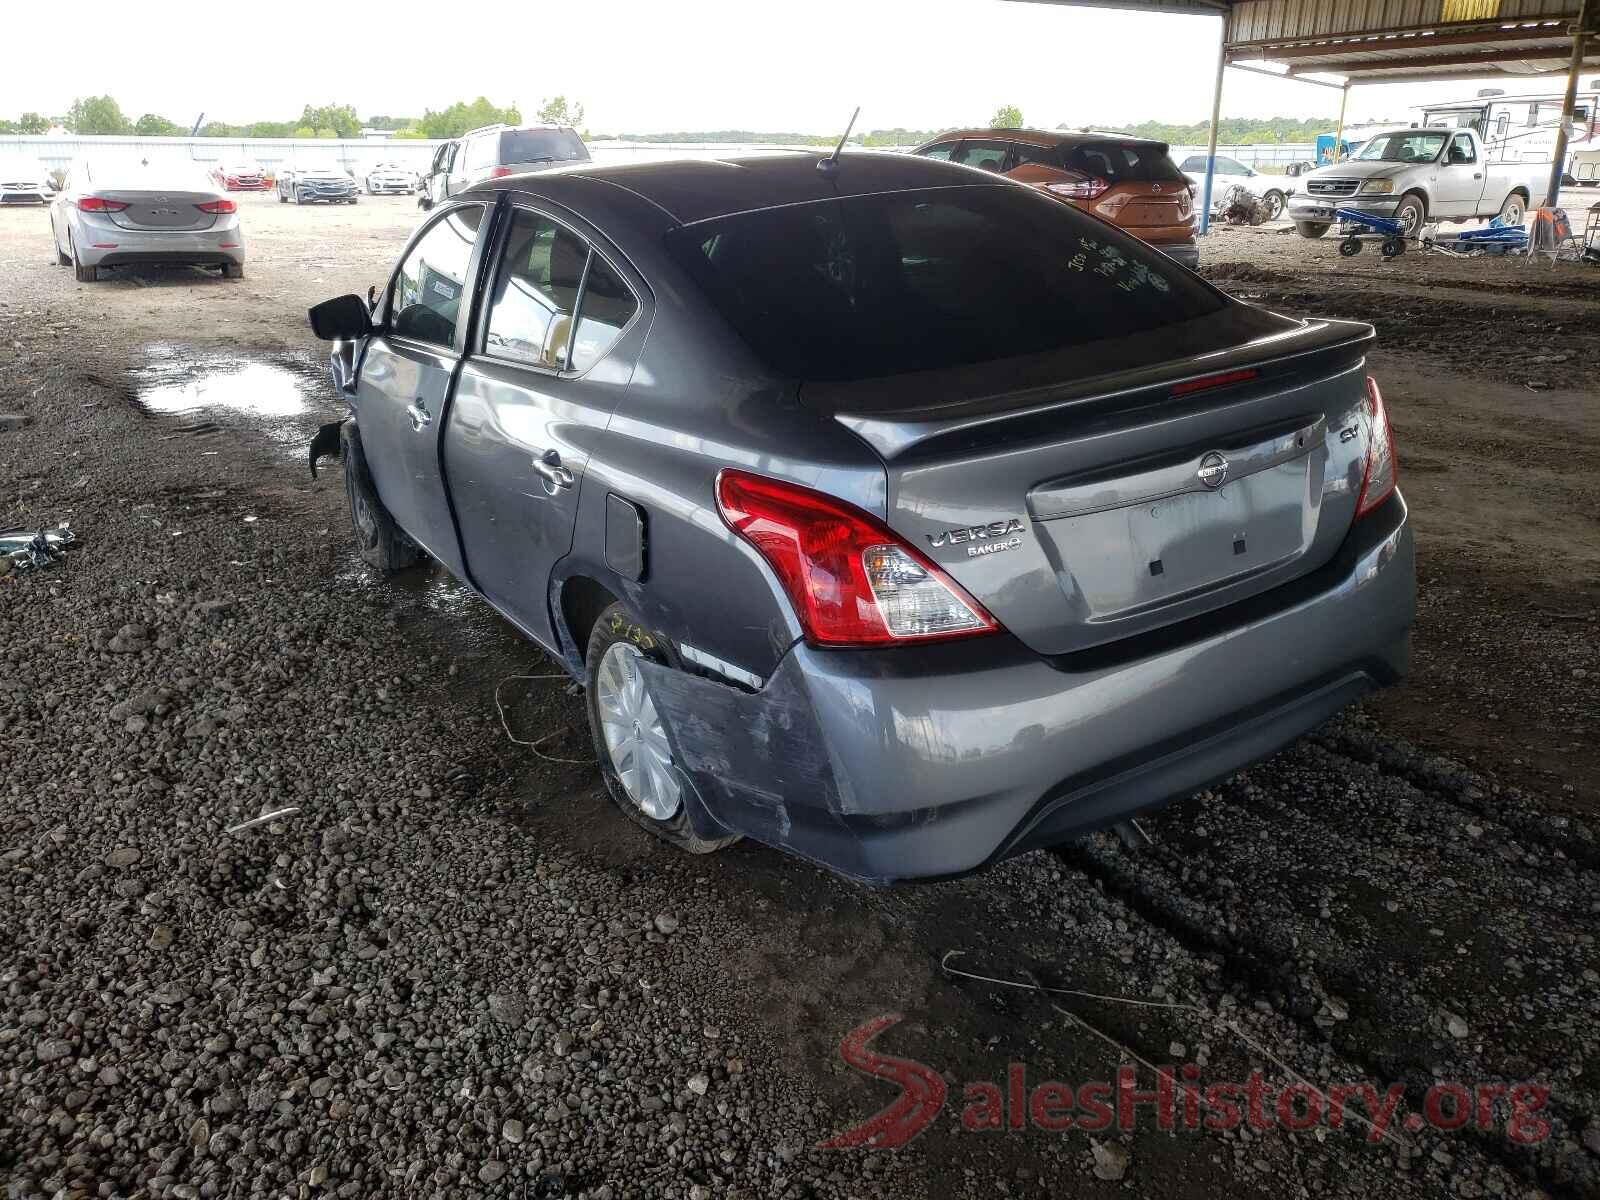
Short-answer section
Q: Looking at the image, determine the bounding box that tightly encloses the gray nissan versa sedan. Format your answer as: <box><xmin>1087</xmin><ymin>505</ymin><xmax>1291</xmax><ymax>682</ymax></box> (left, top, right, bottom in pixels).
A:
<box><xmin>306</xmin><ymin>151</ymin><xmax>1413</xmax><ymax>884</ymax></box>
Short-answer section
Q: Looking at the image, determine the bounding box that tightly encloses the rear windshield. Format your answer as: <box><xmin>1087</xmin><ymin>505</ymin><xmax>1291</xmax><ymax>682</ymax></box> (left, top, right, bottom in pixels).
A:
<box><xmin>500</xmin><ymin>129</ymin><xmax>589</xmax><ymax>165</ymax></box>
<box><xmin>665</xmin><ymin>186</ymin><xmax>1223</xmax><ymax>382</ymax></box>
<box><xmin>1064</xmin><ymin>142</ymin><xmax>1185</xmax><ymax>184</ymax></box>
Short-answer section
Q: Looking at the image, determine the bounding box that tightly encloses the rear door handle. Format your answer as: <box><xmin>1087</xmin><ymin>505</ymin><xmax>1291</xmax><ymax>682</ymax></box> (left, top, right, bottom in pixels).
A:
<box><xmin>406</xmin><ymin>398</ymin><xmax>431</xmax><ymax>431</ymax></box>
<box><xmin>533</xmin><ymin>449</ymin><xmax>574</xmax><ymax>491</ymax></box>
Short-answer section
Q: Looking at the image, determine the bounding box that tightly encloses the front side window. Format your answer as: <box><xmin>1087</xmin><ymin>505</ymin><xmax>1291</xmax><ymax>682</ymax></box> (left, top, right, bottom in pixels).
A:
<box><xmin>952</xmin><ymin>140</ymin><xmax>1010</xmax><ymax>172</ymax></box>
<box><xmin>390</xmin><ymin>204</ymin><xmax>485</xmax><ymax>349</ymax></box>
<box><xmin>484</xmin><ymin>209</ymin><xmax>590</xmax><ymax>369</ymax></box>
<box><xmin>1448</xmin><ymin>134</ymin><xmax>1477</xmax><ymax>164</ymax></box>
<box><xmin>463</xmin><ymin>135</ymin><xmax>496</xmax><ymax>172</ymax></box>
<box><xmin>666</xmin><ymin>186</ymin><xmax>1225</xmax><ymax>383</ymax></box>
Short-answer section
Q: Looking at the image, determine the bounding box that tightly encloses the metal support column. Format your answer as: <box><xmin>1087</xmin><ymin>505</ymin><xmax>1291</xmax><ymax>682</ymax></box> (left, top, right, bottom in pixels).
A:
<box><xmin>1198</xmin><ymin>17</ymin><xmax>1226</xmax><ymax>236</ymax></box>
<box><xmin>1546</xmin><ymin>0</ymin><xmax>1594</xmax><ymax>207</ymax></box>
<box><xmin>1333</xmin><ymin>82</ymin><xmax>1350</xmax><ymax>163</ymax></box>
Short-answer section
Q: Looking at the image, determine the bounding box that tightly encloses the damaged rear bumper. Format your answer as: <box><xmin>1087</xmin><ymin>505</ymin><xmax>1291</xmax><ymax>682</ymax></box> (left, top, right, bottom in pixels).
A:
<box><xmin>643</xmin><ymin>495</ymin><xmax>1413</xmax><ymax>885</ymax></box>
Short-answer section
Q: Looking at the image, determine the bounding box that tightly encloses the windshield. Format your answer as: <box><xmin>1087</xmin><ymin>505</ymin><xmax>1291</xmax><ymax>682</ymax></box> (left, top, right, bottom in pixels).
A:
<box><xmin>299</xmin><ymin>162</ymin><xmax>344</xmax><ymax>174</ymax></box>
<box><xmin>1356</xmin><ymin>132</ymin><xmax>1447</xmax><ymax>163</ymax></box>
<box><xmin>500</xmin><ymin>129</ymin><xmax>588</xmax><ymax>164</ymax></box>
<box><xmin>666</xmin><ymin>185</ymin><xmax>1225</xmax><ymax>382</ymax></box>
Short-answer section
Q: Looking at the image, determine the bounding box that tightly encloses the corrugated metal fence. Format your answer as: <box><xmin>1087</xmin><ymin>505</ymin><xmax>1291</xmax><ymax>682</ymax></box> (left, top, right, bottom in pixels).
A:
<box><xmin>0</xmin><ymin>134</ymin><xmax>1322</xmax><ymax>179</ymax></box>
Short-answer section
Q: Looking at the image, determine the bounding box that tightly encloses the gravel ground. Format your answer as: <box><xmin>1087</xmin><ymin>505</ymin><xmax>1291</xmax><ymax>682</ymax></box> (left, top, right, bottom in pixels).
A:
<box><xmin>1</xmin><ymin>194</ymin><xmax>1598</xmax><ymax>1200</ymax></box>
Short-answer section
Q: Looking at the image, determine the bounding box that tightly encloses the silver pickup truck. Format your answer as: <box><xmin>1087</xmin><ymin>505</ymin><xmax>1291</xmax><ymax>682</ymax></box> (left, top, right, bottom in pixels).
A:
<box><xmin>1288</xmin><ymin>126</ymin><xmax>1539</xmax><ymax>239</ymax></box>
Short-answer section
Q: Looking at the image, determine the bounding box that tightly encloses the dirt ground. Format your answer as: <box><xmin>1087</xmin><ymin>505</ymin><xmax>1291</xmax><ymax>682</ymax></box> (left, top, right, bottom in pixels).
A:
<box><xmin>2</xmin><ymin>191</ymin><xmax>1599</xmax><ymax>1200</ymax></box>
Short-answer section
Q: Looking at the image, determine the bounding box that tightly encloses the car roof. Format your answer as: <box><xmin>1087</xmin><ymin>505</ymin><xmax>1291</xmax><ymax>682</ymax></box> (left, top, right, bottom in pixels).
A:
<box><xmin>917</xmin><ymin>128</ymin><xmax>1171</xmax><ymax>151</ymax></box>
<box><xmin>462</xmin><ymin>151</ymin><xmax>1008</xmax><ymax>226</ymax></box>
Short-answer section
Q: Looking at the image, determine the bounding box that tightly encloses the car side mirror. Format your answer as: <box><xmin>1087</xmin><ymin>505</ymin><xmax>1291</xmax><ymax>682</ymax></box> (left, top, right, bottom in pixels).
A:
<box><xmin>308</xmin><ymin>294</ymin><xmax>373</xmax><ymax>341</ymax></box>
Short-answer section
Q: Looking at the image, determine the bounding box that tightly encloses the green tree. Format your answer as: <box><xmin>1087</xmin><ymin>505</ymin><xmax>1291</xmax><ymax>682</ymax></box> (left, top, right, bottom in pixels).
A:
<box><xmin>67</xmin><ymin>95</ymin><xmax>132</xmax><ymax>135</ymax></box>
<box><xmin>299</xmin><ymin>104</ymin><xmax>360</xmax><ymax>139</ymax></box>
<box><xmin>199</xmin><ymin>121</ymin><xmax>241</xmax><ymax>138</ymax></box>
<box><xmin>135</xmin><ymin>113</ymin><xmax>182</xmax><ymax>136</ymax></box>
<box><xmin>316</xmin><ymin>128</ymin><xmax>337</xmax><ymax>139</ymax></box>
<box><xmin>990</xmin><ymin>104</ymin><xmax>1023</xmax><ymax>130</ymax></box>
<box><xmin>392</xmin><ymin>127</ymin><xmax>427</xmax><ymax>140</ymax></box>
<box><xmin>17</xmin><ymin>112</ymin><xmax>48</xmax><ymax>135</ymax></box>
<box><xmin>245</xmin><ymin>120</ymin><xmax>297</xmax><ymax>138</ymax></box>
<box><xmin>418</xmin><ymin>97</ymin><xmax>521</xmax><ymax>140</ymax></box>
<box><xmin>293</xmin><ymin>125</ymin><xmax>317</xmax><ymax>139</ymax></box>
<box><xmin>536</xmin><ymin>96</ymin><xmax>584</xmax><ymax>127</ymax></box>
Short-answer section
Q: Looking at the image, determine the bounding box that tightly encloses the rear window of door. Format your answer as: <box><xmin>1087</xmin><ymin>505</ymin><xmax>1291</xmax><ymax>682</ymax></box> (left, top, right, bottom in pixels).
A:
<box><xmin>665</xmin><ymin>185</ymin><xmax>1225</xmax><ymax>382</ymax></box>
<box><xmin>916</xmin><ymin>141</ymin><xmax>959</xmax><ymax>161</ymax></box>
<box><xmin>1010</xmin><ymin>142</ymin><xmax>1057</xmax><ymax>168</ymax></box>
<box><xmin>952</xmin><ymin>140</ymin><xmax>1011</xmax><ymax>173</ymax></box>
<box><xmin>389</xmin><ymin>204</ymin><xmax>485</xmax><ymax>349</ymax></box>
<box><xmin>482</xmin><ymin>208</ymin><xmax>638</xmax><ymax>372</ymax></box>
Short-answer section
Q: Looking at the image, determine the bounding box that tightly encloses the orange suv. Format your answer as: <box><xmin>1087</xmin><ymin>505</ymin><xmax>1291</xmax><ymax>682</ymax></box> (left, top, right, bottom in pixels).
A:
<box><xmin>911</xmin><ymin>129</ymin><xmax>1198</xmax><ymax>268</ymax></box>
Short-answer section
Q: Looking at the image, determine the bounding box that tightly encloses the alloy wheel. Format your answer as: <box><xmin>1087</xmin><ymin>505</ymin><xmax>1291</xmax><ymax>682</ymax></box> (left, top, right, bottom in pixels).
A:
<box><xmin>596</xmin><ymin>642</ymin><xmax>681</xmax><ymax>821</ymax></box>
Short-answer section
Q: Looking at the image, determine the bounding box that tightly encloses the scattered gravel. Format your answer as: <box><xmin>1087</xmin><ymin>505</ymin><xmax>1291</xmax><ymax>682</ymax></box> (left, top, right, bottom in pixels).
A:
<box><xmin>2</xmin><ymin>198</ymin><xmax>1597</xmax><ymax>1200</ymax></box>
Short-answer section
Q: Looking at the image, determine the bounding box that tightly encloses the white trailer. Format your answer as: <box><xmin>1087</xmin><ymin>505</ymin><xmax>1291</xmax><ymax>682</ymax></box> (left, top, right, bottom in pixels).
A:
<box><xmin>1420</xmin><ymin>90</ymin><xmax>1600</xmax><ymax>184</ymax></box>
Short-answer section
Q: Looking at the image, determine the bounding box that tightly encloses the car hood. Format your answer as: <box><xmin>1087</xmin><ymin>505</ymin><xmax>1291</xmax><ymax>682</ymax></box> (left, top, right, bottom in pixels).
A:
<box><xmin>1304</xmin><ymin>159</ymin><xmax>1427</xmax><ymax>182</ymax></box>
<box><xmin>298</xmin><ymin>171</ymin><xmax>351</xmax><ymax>182</ymax></box>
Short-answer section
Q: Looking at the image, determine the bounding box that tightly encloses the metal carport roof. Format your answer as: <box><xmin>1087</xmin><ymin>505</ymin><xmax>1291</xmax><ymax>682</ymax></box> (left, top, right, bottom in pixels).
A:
<box><xmin>1013</xmin><ymin>1</ymin><xmax>1596</xmax><ymax>82</ymax></box>
<box><xmin>1013</xmin><ymin>1</ymin><xmax>1597</xmax><ymax>212</ymax></box>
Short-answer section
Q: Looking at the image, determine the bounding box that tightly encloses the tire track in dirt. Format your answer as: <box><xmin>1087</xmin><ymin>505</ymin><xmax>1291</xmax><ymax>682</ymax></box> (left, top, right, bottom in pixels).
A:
<box><xmin>1053</xmin><ymin>734</ymin><xmax>1600</xmax><ymax>1197</ymax></box>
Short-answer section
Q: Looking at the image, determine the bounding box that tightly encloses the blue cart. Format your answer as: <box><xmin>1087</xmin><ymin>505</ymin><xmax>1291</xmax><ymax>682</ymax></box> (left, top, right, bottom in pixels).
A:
<box><xmin>1333</xmin><ymin>208</ymin><xmax>1411</xmax><ymax>259</ymax></box>
<box><xmin>1334</xmin><ymin>207</ymin><xmax>1531</xmax><ymax>259</ymax></box>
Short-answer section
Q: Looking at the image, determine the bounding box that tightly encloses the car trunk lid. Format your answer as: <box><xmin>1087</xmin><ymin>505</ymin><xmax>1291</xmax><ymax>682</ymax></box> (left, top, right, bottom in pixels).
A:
<box><xmin>101</xmin><ymin>188</ymin><xmax>219</xmax><ymax>231</ymax></box>
<box><xmin>807</xmin><ymin>309</ymin><xmax>1377</xmax><ymax>656</ymax></box>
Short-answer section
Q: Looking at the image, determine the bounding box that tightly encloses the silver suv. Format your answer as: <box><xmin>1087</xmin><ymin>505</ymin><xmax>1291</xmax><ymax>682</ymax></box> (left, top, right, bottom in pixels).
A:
<box><xmin>419</xmin><ymin>123</ymin><xmax>589</xmax><ymax>209</ymax></box>
<box><xmin>308</xmin><ymin>152</ymin><xmax>1414</xmax><ymax>884</ymax></box>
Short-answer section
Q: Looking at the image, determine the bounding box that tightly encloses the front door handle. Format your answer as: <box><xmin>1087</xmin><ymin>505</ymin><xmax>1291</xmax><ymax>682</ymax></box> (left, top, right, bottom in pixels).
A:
<box><xmin>532</xmin><ymin>449</ymin><xmax>574</xmax><ymax>491</ymax></box>
<box><xmin>406</xmin><ymin>398</ymin><xmax>432</xmax><ymax>432</ymax></box>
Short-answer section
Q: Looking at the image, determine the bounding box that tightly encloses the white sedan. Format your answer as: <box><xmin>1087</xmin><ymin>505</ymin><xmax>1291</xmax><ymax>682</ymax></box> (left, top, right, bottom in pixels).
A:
<box><xmin>1</xmin><ymin>157</ymin><xmax>54</xmax><ymax>206</ymax></box>
<box><xmin>50</xmin><ymin>157</ymin><xmax>245</xmax><ymax>282</ymax></box>
<box><xmin>363</xmin><ymin>163</ymin><xmax>417</xmax><ymax>195</ymax></box>
<box><xmin>1179</xmin><ymin>154</ymin><xmax>1294</xmax><ymax>221</ymax></box>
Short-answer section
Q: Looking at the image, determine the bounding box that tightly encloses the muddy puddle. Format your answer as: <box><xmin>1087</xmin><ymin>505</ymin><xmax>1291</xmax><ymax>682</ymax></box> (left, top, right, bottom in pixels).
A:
<box><xmin>129</xmin><ymin>343</ymin><xmax>339</xmax><ymax>455</ymax></box>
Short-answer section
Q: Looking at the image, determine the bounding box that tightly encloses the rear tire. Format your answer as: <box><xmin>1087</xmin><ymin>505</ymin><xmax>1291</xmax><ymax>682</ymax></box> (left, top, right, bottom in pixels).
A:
<box><xmin>222</xmin><ymin>261</ymin><xmax>244</xmax><ymax>280</ymax></box>
<box><xmin>1261</xmin><ymin>189</ymin><xmax>1286</xmax><ymax>221</ymax></box>
<box><xmin>1295</xmin><ymin>221</ymin><xmax>1330</xmax><ymax>239</ymax></box>
<box><xmin>1497</xmin><ymin>192</ymin><xmax>1527</xmax><ymax>226</ymax></box>
<box><xmin>585</xmin><ymin>602</ymin><xmax>741</xmax><ymax>856</ymax></box>
<box><xmin>340</xmin><ymin>423</ymin><xmax>422</xmax><ymax>573</ymax></box>
<box><xmin>70</xmin><ymin>236</ymin><xmax>96</xmax><ymax>282</ymax></box>
<box><xmin>278</xmin><ymin>188</ymin><xmax>287</xmax><ymax>203</ymax></box>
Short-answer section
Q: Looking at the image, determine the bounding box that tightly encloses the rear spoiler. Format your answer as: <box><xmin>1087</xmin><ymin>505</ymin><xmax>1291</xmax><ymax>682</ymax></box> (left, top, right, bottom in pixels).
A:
<box><xmin>815</xmin><ymin>316</ymin><xmax>1375</xmax><ymax>461</ymax></box>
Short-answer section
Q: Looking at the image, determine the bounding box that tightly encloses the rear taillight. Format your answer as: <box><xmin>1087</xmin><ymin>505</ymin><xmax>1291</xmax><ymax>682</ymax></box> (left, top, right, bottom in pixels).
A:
<box><xmin>1355</xmin><ymin>375</ymin><xmax>1398</xmax><ymax>518</ymax></box>
<box><xmin>490</xmin><ymin>166</ymin><xmax>514</xmax><ymax>178</ymax></box>
<box><xmin>76</xmin><ymin>196</ymin><xmax>128</xmax><ymax>212</ymax></box>
<box><xmin>1045</xmin><ymin>175</ymin><xmax>1109</xmax><ymax>201</ymax></box>
<box><xmin>715</xmin><ymin>470</ymin><xmax>1001</xmax><ymax>647</ymax></box>
<box><xmin>196</xmin><ymin>199</ymin><xmax>236</xmax><ymax>214</ymax></box>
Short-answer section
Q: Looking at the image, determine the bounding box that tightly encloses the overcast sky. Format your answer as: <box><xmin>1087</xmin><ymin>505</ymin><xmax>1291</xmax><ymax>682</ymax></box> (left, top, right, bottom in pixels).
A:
<box><xmin>2</xmin><ymin>0</ymin><xmax>1584</xmax><ymax>134</ymax></box>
